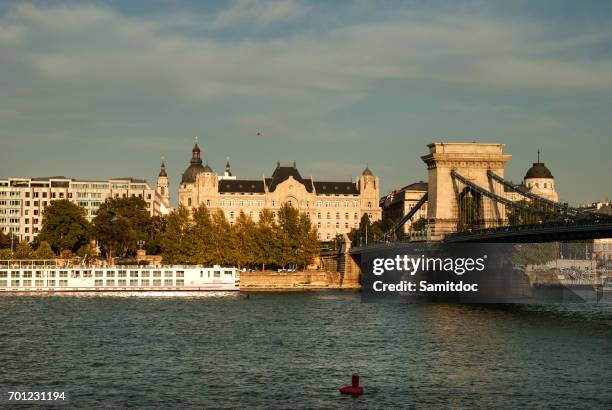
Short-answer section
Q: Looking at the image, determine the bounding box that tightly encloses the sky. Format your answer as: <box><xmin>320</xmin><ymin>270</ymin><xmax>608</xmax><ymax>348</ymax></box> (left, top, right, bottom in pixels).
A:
<box><xmin>0</xmin><ymin>0</ymin><xmax>611</xmax><ymax>206</ymax></box>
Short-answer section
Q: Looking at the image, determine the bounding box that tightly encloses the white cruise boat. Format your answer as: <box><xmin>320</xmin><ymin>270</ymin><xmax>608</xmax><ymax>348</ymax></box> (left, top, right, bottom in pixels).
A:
<box><xmin>0</xmin><ymin>260</ymin><xmax>239</xmax><ymax>293</ymax></box>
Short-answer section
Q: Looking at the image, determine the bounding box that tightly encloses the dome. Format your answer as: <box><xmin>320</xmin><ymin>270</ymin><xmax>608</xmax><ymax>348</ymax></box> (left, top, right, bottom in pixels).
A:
<box><xmin>181</xmin><ymin>142</ymin><xmax>209</xmax><ymax>184</ymax></box>
<box><xmin>362</xmin><ymin>166</ymin><xmax>373</xmax><ymax>176</ymax></box>
<box><xmin>524</xmin><ymin>162</ymin><xmax>553</xmax><ymax>179</ymax></box>
<box><xmin>181</xmin><ymin>163</ymin><xmax>206</xmax><ymax>184</ymax></box>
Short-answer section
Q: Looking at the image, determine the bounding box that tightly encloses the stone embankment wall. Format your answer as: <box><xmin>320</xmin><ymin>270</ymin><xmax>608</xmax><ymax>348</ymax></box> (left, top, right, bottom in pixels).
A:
<box><xmin>240</xmin><ymin>270</ymin><xmax>360</xmax><ymax>291</ymax></box>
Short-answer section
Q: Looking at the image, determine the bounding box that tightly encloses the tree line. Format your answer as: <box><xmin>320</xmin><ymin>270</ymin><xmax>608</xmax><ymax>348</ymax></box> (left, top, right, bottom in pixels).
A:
<box><xmin>0</xmin><ymin>198</ymin><xmax>320</xmax><ymax>269</ymax></box>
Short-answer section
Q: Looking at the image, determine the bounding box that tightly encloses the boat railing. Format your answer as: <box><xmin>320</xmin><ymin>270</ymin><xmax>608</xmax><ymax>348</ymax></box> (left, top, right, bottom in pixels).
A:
<box><xmin>0</xmin><ymin>260</ymin><xmax>237</xmax><ymax>270</ymax></box>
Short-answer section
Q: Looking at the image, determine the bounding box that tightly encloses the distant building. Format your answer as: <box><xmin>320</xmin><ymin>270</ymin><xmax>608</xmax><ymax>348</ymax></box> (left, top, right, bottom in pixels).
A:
<box><xmin>0</xmin><ymin>175</ymin><xmax>165</xmax><ymax>243</ymax></box>
<box><xmin>523</xmin><ymin>161</ymin><xmax>558</xmax><ymax>202</ymax></box>
<box><xmin>177</xmin><ymin>141</ymin><xmax>381</xmax><ymax>241</ymax></box>
<box><xmin>380</xmin><ymin>181</ymin><xmax>428</xmax><ymax>233</ymax></box>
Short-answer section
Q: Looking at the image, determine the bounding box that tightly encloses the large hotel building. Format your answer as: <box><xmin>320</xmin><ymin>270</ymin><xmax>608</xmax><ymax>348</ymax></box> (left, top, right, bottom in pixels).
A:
<box><xmin>177</xmin><ymin>142</ymin><xmax>382</xmax><ymax>241</ymax></box>
<box><xmin>0</xmin><ymin>176</ymin><xmax>168</xmax><ymax>243</ymax></box>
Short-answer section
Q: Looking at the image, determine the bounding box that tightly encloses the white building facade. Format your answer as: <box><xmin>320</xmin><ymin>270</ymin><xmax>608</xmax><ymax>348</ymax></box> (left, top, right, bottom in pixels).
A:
<box><xmin>0</xmin><ymin>176</ymin><xmax>165</xmax><ymax>243</ymax></box>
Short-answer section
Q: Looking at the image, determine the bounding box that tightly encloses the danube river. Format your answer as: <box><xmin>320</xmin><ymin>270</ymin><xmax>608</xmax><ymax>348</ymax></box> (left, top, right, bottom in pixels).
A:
<box><xmin>1</xmin><ymin>292</ymin><xmax>610</xmax><ymax>408</ymax></box>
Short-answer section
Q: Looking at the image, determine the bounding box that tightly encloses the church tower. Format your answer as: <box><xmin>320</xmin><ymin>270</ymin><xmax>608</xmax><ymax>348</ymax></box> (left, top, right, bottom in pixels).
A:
<box><xmin>156</xmin><ymin>158</ymin><xmax>170</xmax><ymax>209</ymax></box>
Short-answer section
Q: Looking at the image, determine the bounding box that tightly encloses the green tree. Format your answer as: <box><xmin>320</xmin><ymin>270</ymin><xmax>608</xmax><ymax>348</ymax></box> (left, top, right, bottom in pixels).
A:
<box><xmin>77</xmin><ymin>244</ymin><xmax>97</xmax><ymax>265</ymax></box>
<box><xmin>210</xmin><ymin>210</ymin><xmax>237</xmax><ymax>266</ymax></box>
<box><xmin>0</xmin><ymin>231</ymin><xmax>12</xmax><ymax>249</ymax></box>
<box><xmin>91</xmin><ymin>197</ymin><xmax>153</xmax><ymax>260</ymax></box>
<box><xmin>511</xmin><ymin>243</ymin><xmax>558</xmax><ymax>266</ymax></box>
<box><xmin>276</xmin><ymin>203</ymin><xmax>301</xmax><ymax>268</ymax></box>
<box><xmin>411</xmin><ymin>217</ymin><xmax>427</xmax><ymax>232</ymax></box>
<box><xmin>349</xmin><ymin>213</ymin><xmax>383</xmax><ymax>245</ymax></box>
<box><xmin>0</xmin><ymin>248</ymin><xmax>12</xmax><ymax>260</ymax></box>
<box><xmin>33</xmin><ymin>241</ymin><xmax>56</xmax><ymax>259</ymax></box>
<box><xmin>14</xmin><ymin>241</ymin><xmax>33</xmax><ymax>259</ymax></box>
<box><xmin>296</xmin><ymin>213</ymin><xmax>319</xmax><ymax>269</ymax></box>
<box><xmin>233</xmin><ymin>211</ymin><xmax>257</xmax><ymax>268</ymax></box>
<box><xmin>160</xmin><ymin>206</ymin><xmax>193</xmax><ymax>264</ymax></box>
<box><xmin>254</xmin><ymin>209</ymin><xmax>279</xmax><ymax>270</ymax></box>
<box><xmin>190</xmin><ymin>204</ymin><xmax>215</xmax><ymax>265</ymax></box>
<box><xmin>39</xmin><ymin>199</ymin><xmax>90</xmax><ymax>253</ymax></box>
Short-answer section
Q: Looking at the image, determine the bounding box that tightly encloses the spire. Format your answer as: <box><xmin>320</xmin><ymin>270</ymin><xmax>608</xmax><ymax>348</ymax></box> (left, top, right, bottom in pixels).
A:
<box><xmin>537</xmin><ymin>149</ymin><xmax>540</xmax><ymax>163</ymax></box>
<box><xmin>225</xmin><ymin>156</ymin><xmax>232</xmax><ymax>176</ymax></box>
<box><xmin>191</xmin><ymin>136</ymin><xmax>202</xmax><ymax>164</ymax></box>
<box><xmin>158</xmin><ymin>156</ymin><xmax>167</xmax><ymax>177</ymax></box>
<box><xmin>362</xmin><ymin>163</ymin><xmax>373</xmax><ymax>176</ymax></box>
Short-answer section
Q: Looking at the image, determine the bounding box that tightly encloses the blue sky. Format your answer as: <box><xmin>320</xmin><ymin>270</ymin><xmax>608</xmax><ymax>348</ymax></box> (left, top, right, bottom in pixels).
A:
<box><xmin>0</xmin><ymin>0</ymin><xmax>611</xmax><ymax>206</ymax></box>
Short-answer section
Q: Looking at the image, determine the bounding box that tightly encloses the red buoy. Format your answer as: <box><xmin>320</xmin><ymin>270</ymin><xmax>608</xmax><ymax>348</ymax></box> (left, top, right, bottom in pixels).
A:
<box><xmin>339</xmin><ymin>374</ymin><xmax>364</xmax><ymax>395</ymax></box>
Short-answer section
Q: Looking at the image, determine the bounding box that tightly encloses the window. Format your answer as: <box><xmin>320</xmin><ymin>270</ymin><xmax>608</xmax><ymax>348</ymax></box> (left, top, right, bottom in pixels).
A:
<box><xmin>130</xmin><ymin>271</ymin><xmax>138</xmax><ymax>277</ymax></box>
<box><xmin>142</xmin><ymin>271</ymin><xmax>152</xmax><ymax>277</ymax></box>
<box><xmin>164</xmin><ymin>271</ymin><xmax>173</xmax><ymax>277</ymax></box>
<box><xmin>47</xmin><ymin>280</ymin><xmax>55</xmax><ymax>286</ymax></box>
<box><xmin>23</xmin><ymin>271</ymin><xmax>32</xmax><ymax>278</ymax></box>
<box><xmin>106</xmin><ymin>280</ymin><xmax>115</xmax><ymax>286</ymax></box>
<box><xmin>213</xmin><ymin>270</ymin><xmax>221</xmax><ymax>278</ymax></box>
<box><xmin>0</xmin><ymin>271</ymin><xmax>6</xmax><ymax>278</ymax></box>
<box><xmin>35</xmin><ymin>280</ymin><xmax>44</xmax><ymax>286</ymax></box>
<box><xmin>23</xmin><ymin>279</ymin><xmax>32</xmax><ymax>286</ymax></box>
<box><xmin>164</xmin><ymin>279</ymin><xmax>173</xmax><ymax>286</ymax></box>
<box><xmin>95</xmin><ymin>271</ymin><xmax>103</xmax><ymax>278</ymax></box>
<box><xmin>95</xmin><ymin>280</ymin><xmax>103</xmax><ymax>286</ymax></box>
<box><xmin>59</xmin><ymin>271</ymin><xmax>68</xmax><ymax>278</ymax></box>
<box><xmin>118</xmin><ymin>270</ymin><xmax>127</xmax><ymax>278</ymax></box>
<box><xmin>59</xmin><ymin>280</ymin><xmax>68</xmax><ymax>287</ymax></box>
<box><xmin>188</xmin><ymin>198</ymin><xmax>192</xmax><ymax>206</ymax></box>
<box><xmin>118</xmin><ymin>279</ymin><xmax>126</xmax><ymax>286</ymax></box>
<box><xmin>153</xmin><ymin>271</ymin><xmax>162</xmax><ymax>278</ymax></box>
<box><xmin>176</xmin><ymin>279</ymin><xmax>184</xmax><ymax>286</ymax></box>
<box><xmin>141</xmin><ymin>279</ymin><xmax>150</xmax><ymax>286</ymax></box>
<box><xmin>47</xmin><ymin>271</ymin><xmax>56</xmax><ymax>278</ymax></box>
<box><xmin>153</xmin><ymin>279</ymin><xmax>162</xmax><ymax>286</ymax></box>
<box><xmin>106</xmin><ymin>271</ymin><xmax>115</xmax><ymax>278</ymax></box>
<box><xmin>130</xmin><ymin>279</ymin><xmax>138</xmax><ymax>286</ymax></box>
<box><xmin>176</xmin><ymin>271</ymin><xmax>184</xmax><ymax>278</ymax></box>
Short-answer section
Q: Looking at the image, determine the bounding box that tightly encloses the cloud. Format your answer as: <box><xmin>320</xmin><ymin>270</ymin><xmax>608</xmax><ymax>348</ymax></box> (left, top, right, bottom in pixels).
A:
<box><xmin>211</xmin><ymin>0</ymin><xmax>305</xmax><ymax>28</ymax></box>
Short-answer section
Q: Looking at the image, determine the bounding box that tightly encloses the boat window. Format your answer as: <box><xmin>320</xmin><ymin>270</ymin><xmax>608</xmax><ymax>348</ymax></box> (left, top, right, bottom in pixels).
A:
<box><xmin>153</xmin><ymin>279</ymin><xmax>162</xmax><ymax>286</ymax></box>
<box><xmin>118</xmin><ymin>270</ymin><xmax>127</xmax><ymax>278</ymax></box>
<box><xmin>153</xmin><ymin>271</ymin><xmax>161</xmax><ymax>277</ymax></box>
<box><xmin>35</xmin><ymin>280</ymin><xmax>44</xmax><ymax>286</ymax></box>
<box><xmin>83</xmin><ymin>270</ymin><xmax>92</xmax><ymax>277</ymax></box>
<box><xmin>59</xmin><ymin>280</ymin><xmax>68</xmax><ymax>287</ymax></box>
<box><xmin>23</xmin><ymin>280</ymin><xmax>32</xmax><ymax>286</ymax></box>
<box><xmin>164</xmin><ymin>279</ymin><xmax>173</xmax><ymax>286</ymax></box>
<box><xmin>95</xmin><ymin>271</ymin><xmax>104</xmax><ymax>277</ymax></box>
<box><xmin>95</xmin><ymin>280</ymin><xmax>103</xmax><ymax>286</ymax></box>
<box><xmin>0</xmin><ymin>271</ymin><xmax>7</xmax><ymax>278</ymax></box>
<box><xmin>176</xmin><ymin>279</ymin><xmax>184</xmax><ymax>286</ymax></box>
<box><xmin>176</xmin><ymin>271</ymin><xmax>184</xmax><ymax>278</ymax></box>
<box><xmin>130</xmin><ymin>280</ymin><xmax>138</xmax><ymax>286</ymax></box>
<box><xmin>106</xmin><ymin>271</ymin><xmax>115</xmax><ymax>278</ymax></box>
<box><xmin>35</xmin><ymin>271</ymin><xmax>43</xmax><ymax>278</ymax></box>
<box><xmin>130</xmin><ymin>271</ymin><xmax>138</xmax><ymax>277</ymax></box>
<box><xmin>141</xmin><ymin>271</ymin><xmax>151</xmax><ymax>277</ymax></box>
<box><xmin>47</xmin><ymin>271</ymin><xmax>56</xmax><ymax>278</ymax></box>
<box><xmin>106</xmin><ymin>280</ymin><xmax>115</xmax><ymax>286</ymax></box>
<box><xmin>23</xmin><ymin>271</ymin><xmax>32</xmax><ymax>278</ymax></box>
<box><xmin>164</xmin><ymin>271</ymin><xmax>173</xmax><ymax>277</ymax></box>
<box><xmin>214</xmin><ymin>270</ymin><xmax>221</xmax><ymax>278</ymax></box>
<box><xmin>11</xmin><ymin>280</ymin><xmax>20</xmax><ymax>286</ymax></box>
<box><xmin>60</xmin><ymin>271</ymin><xmax>68</xmax><ymax>278</ymax></box>
<box><xmin>118</xmin><ymin>280</ymin><xmax>126</xmax><ymax>286</ymax></box>
<box><xmin>224</xmin><ymin>271</ymin><xmax>233</xmax><ymax>277</ymax></box>
<box><xmin>141</xmin><ymin>279</ymin><xmax>150</xmax><ymax>286</ymax></box>
<box><xmin>11</xmin><ymin>271</ymin><xmax>19</xmax><ymax>278</ymax></box>
<box><xmin>47</xmin><ymin>280</ymin><xmax>55</xmax><ymax>286</ymax></box>
<box><xmin>0</xmin><ymin>280</ymin><xmax>7</xmax><ymax>287</ymax></box>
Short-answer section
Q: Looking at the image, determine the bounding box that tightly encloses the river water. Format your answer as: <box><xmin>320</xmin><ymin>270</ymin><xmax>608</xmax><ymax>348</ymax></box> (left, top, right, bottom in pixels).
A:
<box><xmin>1</xmin><ymin>292</ymin><xmax>610</xmax><ymax>409</ymax></box>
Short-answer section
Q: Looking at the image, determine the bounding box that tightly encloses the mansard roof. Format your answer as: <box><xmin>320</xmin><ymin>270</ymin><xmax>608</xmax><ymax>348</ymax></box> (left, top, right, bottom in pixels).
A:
<box><xmin>267</xmin><ymin>165</ymin><xmax>313</xmax><ymax>193</ymax></box>
<box><xmin>313</xmin><ymin>181</ymin><xmax>359</xmax><ymax>195</ymax></box>
<box><xmin>219</xmin><ymin>180</ymin><xmax>265</xmax><ymax>193</ymax></box>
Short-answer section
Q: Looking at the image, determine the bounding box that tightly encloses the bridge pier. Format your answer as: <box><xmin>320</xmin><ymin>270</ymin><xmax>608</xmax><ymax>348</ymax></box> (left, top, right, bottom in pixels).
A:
<box><xmin>421</xmin><ymin>142</ymin><xmax>511</xmax><ymax>241</ymax></box>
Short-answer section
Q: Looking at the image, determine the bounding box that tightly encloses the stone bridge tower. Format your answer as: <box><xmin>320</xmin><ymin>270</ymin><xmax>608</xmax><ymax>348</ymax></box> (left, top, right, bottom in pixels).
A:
<box><xmin>421</xmin><ymin>142</ymin><xmax>511</xmax><ymax>241</ymax></box>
